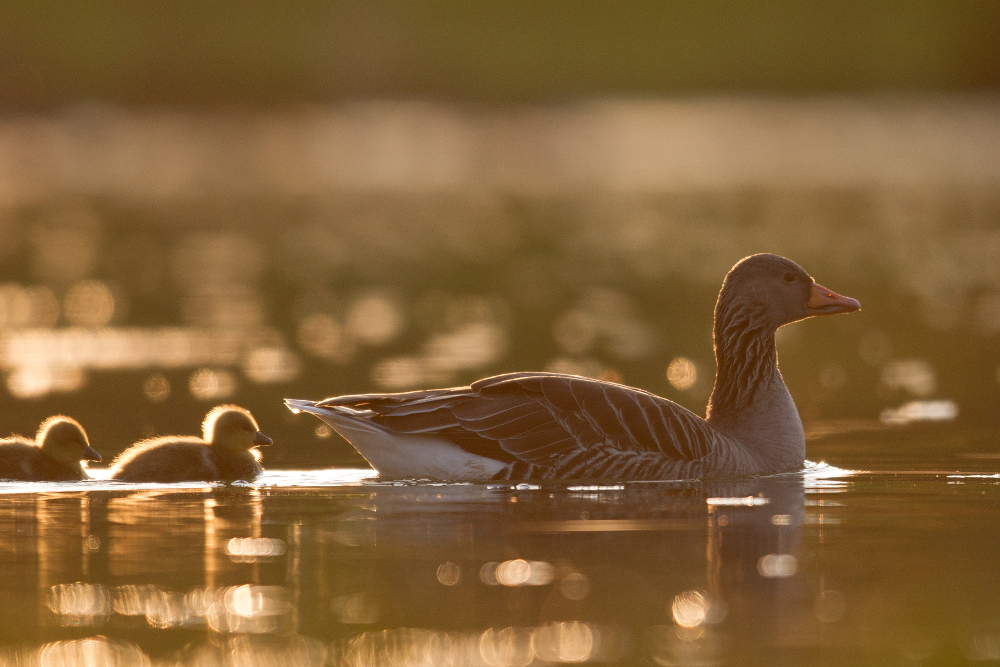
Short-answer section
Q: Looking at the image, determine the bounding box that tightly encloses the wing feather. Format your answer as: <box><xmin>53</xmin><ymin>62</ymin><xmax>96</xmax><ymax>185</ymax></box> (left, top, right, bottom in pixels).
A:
<box><xmin>321</xmin><ymin>372</ymin><xmax>727</xmax><ymax>472</ymax></box>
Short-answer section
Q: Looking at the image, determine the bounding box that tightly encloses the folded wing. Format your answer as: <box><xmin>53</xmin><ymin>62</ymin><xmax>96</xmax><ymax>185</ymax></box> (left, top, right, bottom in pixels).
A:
<box><xmin>317</xmin><ymin>373</ymin><xmax>728</xmax><ymax>470</ymax></box>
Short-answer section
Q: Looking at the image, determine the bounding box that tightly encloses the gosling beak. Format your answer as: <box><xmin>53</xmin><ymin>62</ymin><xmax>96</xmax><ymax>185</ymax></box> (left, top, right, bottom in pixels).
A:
<box><xmin>83</xmin><ymin>446</ymin><xmax>102</xmax><ymax>462</ymax></box>
<box><xmin>254</xmin><ymin>432</ymin><xmax>273</xmax><ymax>446</ymax></box>
<box><xmin>807</xmin><ymin>282</ymin><xmax>861</xmax><ymax>316</ymax></box>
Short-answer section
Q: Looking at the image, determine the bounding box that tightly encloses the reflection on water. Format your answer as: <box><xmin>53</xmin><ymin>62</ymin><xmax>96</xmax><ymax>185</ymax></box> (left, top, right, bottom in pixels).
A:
<box><xmin>8</xmin><ymin>461</ymin><xmax>1000</xmax><ymax>664</ymax></box>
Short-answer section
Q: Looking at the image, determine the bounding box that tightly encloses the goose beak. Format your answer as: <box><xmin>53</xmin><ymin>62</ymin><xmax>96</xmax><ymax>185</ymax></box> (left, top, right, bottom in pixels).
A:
<box><xmin>254</xmin><ymin>432</ymin><xmax>273</xmax><ymax>446</ymax></box>
<box><xmin>83</xmin><ymin>446</ymin><xmax>102</xmax><ymax>462</ymax></box>
<box><xmin>807</xmin><ymin>283</ymin><xmax>861</xmax><ymax>316</ymax></box>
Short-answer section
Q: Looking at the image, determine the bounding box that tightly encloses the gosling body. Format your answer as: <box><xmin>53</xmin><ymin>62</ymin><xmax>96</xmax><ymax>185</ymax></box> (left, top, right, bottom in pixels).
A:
<box><xmin>110</xmin><ymin>406</ymin><xmax>271</xmax><ymax>483</ymax></box>
<box><xmin>0</xmin><ymin>417</ymin><xmax>101</xmax><ymax>482</ymax></box>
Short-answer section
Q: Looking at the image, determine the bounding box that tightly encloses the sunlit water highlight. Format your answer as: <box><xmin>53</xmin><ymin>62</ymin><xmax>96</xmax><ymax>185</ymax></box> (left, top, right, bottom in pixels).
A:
<box><xmin>1</xmin><ymin>438</ymin><xmax>999</xmax><ymax>665</ymax></box>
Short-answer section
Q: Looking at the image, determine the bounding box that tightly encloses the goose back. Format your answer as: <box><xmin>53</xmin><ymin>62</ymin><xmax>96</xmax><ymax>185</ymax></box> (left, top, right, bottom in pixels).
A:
<box><xmin>315</xmin><ymin>372</ymin><xmax>762</xmax><ymax>480</ymax></box>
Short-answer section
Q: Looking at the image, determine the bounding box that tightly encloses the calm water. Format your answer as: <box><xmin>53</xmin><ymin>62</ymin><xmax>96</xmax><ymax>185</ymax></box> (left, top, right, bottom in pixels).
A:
<box><xmin>0</xmin><ymin>425</ymin><xmax>998</xmax><ymax>666</ymax></box>
<box><xmin>0</xmin><ymin>100</ymin><xmax>997</xmax><ymax>665</ymax></box>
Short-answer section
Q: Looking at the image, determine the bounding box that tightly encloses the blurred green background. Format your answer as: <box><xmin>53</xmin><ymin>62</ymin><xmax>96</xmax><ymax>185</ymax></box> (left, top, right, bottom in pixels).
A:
<box><xmin>1</xmin><ymin>0</ymin><xmax>998</xmax><ymax>106</ymax></box>
<box><xmin>0</xmin><ymin>1</ymin><xmax>997</xmax><ymax>468</ymax></box>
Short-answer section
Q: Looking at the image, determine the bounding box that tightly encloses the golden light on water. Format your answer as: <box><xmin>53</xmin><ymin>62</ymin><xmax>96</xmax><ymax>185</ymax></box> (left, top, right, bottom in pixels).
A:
<box><xmin>142</xmin><ymin>373</ymin><xmax>170</xmax><ymax>402</ymax></box>
<box><xmin>141</xmin><ymin>590</ymin><xmax>188</xmax><ymax>629</ymax></box>
<box><xmin>34</xmin><ymin>638</ymin><xmax>151</xmax><ymax>667</ymax></box>
<box><xmin>188</xmin><ymin>368</ymin><xmax>237</xmax><ymax>400</ymax></box>
<box><xmin>436</xmin><ymin>561</ymin><xmax>462</xmax><ymax>586</ymax></box>
<box><xmin>0</xmin><ymin>284</ymin><xmax>59</xmax><ymax>328</ymax></box>
<box><xmin>880</xmin><ymin>359</ymin><xmax>937</xmax><ymax>396</ymax></box>
<box><xmin>372</xmin><ymin>356</ymin><xmax>428</xmax><ymax>391</ymax></box>
<box><xmin>7</xmin><ymin>365</ymin><xmax>85</xmax><ymax>399</ymax></box>
<box><xmin>481</xmin><ymin>559</ymin><xmax>556</xmax><ymax>587</ymax></box>
<box><xmin>478</xmin><ymin>627</ymin><xmax>534</xmax><ymax>667</ymax></box>
<box><xmin>208</xmin><ymin>586</ymin><xmax>295</xmax><ymax>634</ymax></box>
<box><xmin>226</xmin><ymin>537</ymin><xmax>287</xmax><ymax>562</ymax></box>
<box><xmin>48</xmin><ymin>582</ymin><xmax>295</xmax><ymax>635</ymax></box>
<box><xmin>243</xmin><ymin>347</ymin><xmax>301</xmax><ymax>384</ymax></box>
<box><xmin>757</xmin><ymin>554</ymin><xmax>798</xmax><ymax>578</ymax></box>
<box><xmin>495</xmin><ymin>559</ymin><xmax>532</xmax><ymax>586</ymax></box>
<box><xmin>330</xmin><ymin>592</ymin><xmax>380</xmax><ymax>625</ymax></box>
<box><xmin>346</xmin><ymin>293</ymin><xmax>404</xmax><ymax>346</ymax></box>
<box><xmin>371</xmin><ymin>321</ymin><xmax>507</xmax><ymax>389</ymax></box>
<box><xmin>813</xmin><ymin>589</ymin><xmax>847</xmax><ymax>623</ymax></box>
<box><xmin>880</xmin><ymin>399</ymin><xmax>958</xmax><ymax>425</ymax></box>
<box><xmin>64</xmin><ymin>280</ymin><xmax>116</xmax><ymax>327</ymax></box>
<box><xmin>531</xmin><ymin>622</ymin><xmax>594</xmax><ymax>663</ymax></box>
<box><xmin>296</xmin><ymin>313</ymin><xmax>355</xmax><ymax>363</ymax></box>
<box><xmin>666</xmin><ymin>357</ymin><xmax>697</xmax><ymax>390</ymax></box>
<box><xmin>47</xmin><ymin>583</ymin><xmax>112</xmax><ymax>626</ymax></box>
<box><xmin>553</xmin><ymin>309</ymin><xmax>599</xmax><ymax>355</ymax></box>
<box><xmin>558</xmin><ymin>572</ymin><xmax>591</xmax><ymax>600</ymax></box>
<box><xmin>671</xmin><ymin>590</ymin><xmax>709</xmax><ymax>628</ymax></box>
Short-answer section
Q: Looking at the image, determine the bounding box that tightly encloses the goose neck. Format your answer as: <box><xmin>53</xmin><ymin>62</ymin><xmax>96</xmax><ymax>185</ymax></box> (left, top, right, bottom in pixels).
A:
<box><xmin>706</xmin><ymin>304</ymin><xmax>779</xmax><ymax>421</ymax></box>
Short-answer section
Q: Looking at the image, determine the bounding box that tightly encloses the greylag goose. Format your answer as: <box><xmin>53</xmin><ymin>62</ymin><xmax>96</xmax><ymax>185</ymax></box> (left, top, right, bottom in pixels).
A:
<box><xmin>0</xmin><ymin>416</ymin><xmax>101</xmax><ymax>481</ymax></box>
<box><xmin>286</xmin><ymin>254</ymin><xmax>860</xmax><ymax>481</ymax></box>
<box><xmin>109</xmin><ymin>405</ymin><xmax>271</xmax><ymax>482</ymax></box>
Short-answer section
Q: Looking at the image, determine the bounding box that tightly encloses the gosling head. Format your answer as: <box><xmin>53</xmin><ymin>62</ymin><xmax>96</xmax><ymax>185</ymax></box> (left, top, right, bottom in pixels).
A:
<box><xmin>717</xmin><ymin>253</ymin><xmax>861</xmax><ymax>330</ymax></box>
<box><xmin>203</xmin><ymin>405</ymin><xmax>272</xmax><ymax>452</ymax></box>
<box><xmin>37</xmin><ymin>416</ymin><xmax>102</xmax><ymax>466</ymax></box>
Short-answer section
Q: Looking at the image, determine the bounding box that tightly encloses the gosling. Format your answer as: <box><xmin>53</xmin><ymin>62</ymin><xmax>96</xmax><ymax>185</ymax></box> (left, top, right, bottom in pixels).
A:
<box><xmin>109</xmin><ymin>405</ymin><xmax>272</xmax><ymax>483</ymax></box>
<box><xmin>0</xmin><ymin>417</ymin><xmax>101</xmax><ymax>481</ymax></box>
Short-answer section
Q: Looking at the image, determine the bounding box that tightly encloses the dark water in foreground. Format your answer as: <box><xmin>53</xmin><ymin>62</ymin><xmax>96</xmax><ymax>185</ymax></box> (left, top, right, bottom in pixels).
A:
<box><xmin>1</xmin><ymin>427</ymin><xmax>1000</xmax><ymax>666</ymax></box>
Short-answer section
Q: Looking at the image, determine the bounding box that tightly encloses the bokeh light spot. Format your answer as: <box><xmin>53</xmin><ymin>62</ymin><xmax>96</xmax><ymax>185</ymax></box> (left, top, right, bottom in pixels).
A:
<box><xmin>671</xmin><ymin>590</ymin><xmax>709</xmax><ymax>628</ymax></box>
<box><xmin>346</xmin><ymin>293</ymin><xmax>403</xmax><ymax>346</ymax></box>
<box><xmin>558</xmin><ymin>572</ymin><xmax>591</xmax><ymax>600</ymax></box>
<box><xmin>142</xmin><ymin>373</ymin><xmax>170</xmax><ymax>402</ymax></box>
<box><xmin>532</xmin><ymin>622</ymin><xmax>594</xmax><ymax>663</ymax></box>
<box><xmin>297</xmin><ymin>313</ymin><xmax>355</xmax><ymax>363</ymax></box>
<box><xmin>880</xmin><ymin>359</ymin><xmax>936</xmax><ymax>396</ymax></box>
<box><xmin>813</xmin><ymin>589</ymin><xmax>847</xmax><ymax>623</ymax></box>
<box><xmin>64</xmin><ymin>280</ymin><xmax>116</xmax><ymax>327</ymax></box>
<box><xmin>666</xmin><ymin>357</ymin><xmax>698</xmax><ymax>390</ymax></box>
<box><xmin>436</xmin><ymin>562</ymin><xmax>462</xmax><ymax>586</ymax></box>
<box><xmin>243</xmin><ymin>347</ymin><xmax>301</xmax><ymax>384</ymax></box>
<box><xmin>189</xmin><ymin>368</ymin><xmax>236</xmax><ymax>400</ymax></box>
<box><xmin>757</xmin><ymin>554</ymin><xmax>798</xmax><ymax>578</ymax></box>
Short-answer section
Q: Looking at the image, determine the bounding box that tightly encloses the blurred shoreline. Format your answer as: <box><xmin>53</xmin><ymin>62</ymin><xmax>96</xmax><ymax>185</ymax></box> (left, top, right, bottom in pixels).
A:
<box><xmin>1</xmin><ymin>95</ymin><xmax>998</xmax><ymax>205</ymax></box>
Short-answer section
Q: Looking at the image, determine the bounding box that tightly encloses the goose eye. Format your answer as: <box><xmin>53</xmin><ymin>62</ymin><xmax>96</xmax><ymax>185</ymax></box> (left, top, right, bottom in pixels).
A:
<box><xmin>783</xmin><ymin>272</ymin><xmax>795</xmax><ymax>282</ymax></box>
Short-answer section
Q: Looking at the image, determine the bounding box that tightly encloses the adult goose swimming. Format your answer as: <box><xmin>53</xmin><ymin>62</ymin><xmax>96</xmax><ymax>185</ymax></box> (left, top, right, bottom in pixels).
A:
<box><xmin>286</xmin><ymin>254</ymin><xmax>860</xmax><ymax>481</ymax></box>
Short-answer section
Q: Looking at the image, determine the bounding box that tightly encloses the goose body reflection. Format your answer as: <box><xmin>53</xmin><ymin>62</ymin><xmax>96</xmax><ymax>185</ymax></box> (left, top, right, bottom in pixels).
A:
<box><xmin>0</xmin><ymin>416</ymin><xmax>100</xmax><ymax>481</ymax></box>
<box><xmin>287</xmin><ymin>254</ymin><xmax>860</xmax><ymax>480</ymax></box>
<box><xmin>109</xmin><ymin>405</ymin><xmax>271</xmax><ymax>482</ymax></box>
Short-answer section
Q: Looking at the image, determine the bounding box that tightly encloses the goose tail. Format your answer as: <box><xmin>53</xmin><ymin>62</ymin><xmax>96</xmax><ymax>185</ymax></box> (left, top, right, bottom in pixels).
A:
<box><xmin>283</xmin><ymin>398</ymin><xmax>507</xmax><ymax>480</ymax></box>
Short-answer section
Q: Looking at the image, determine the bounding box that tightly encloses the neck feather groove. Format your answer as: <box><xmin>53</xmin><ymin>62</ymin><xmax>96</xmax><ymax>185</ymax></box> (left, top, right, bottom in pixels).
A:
<box><xmin>707</xmin><ymin>301</ymin><xmax>778</xmax><ymax>419</ymax></box>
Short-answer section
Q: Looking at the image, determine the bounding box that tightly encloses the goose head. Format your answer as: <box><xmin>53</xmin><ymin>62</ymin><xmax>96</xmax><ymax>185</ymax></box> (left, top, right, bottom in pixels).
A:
<box><xmin>37</xmin><ymin>416</ymin><xmax>101</xmax><ymax>466</ymax></box>
<box><xmin>716</xmin><ymin>253</ymin><xmax>860</xmax><ymax>331</ymax></box>
<box><xmin>203</xmin><ymin>405</ymin><xmax>272</xmax><ymax>452</ymax></box>
<box><xmin>709</xmin><ymin>254</ymin><xmax>860</xmax><ymax>419</ymax></box>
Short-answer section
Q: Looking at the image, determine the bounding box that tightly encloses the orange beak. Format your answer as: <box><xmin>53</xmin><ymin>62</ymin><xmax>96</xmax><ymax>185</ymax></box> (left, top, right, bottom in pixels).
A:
<box><xmin>806</xmin><ymin>283</ymin><xmax>861</xmax><ymax>316</ymax></box>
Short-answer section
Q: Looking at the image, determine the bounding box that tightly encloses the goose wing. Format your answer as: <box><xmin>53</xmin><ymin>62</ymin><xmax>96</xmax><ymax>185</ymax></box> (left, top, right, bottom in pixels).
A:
<box><xmin>316</xmin><ymin>372</ymin><xmax>727</xmax><ymax>468</ymax></box>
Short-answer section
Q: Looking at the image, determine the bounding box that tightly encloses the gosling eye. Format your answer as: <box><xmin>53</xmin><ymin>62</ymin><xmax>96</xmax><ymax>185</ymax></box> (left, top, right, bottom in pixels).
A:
<box><xmin>783</xmin><ymin>272</ymin><xmax>796</xmax><ymax>282</ymax></box>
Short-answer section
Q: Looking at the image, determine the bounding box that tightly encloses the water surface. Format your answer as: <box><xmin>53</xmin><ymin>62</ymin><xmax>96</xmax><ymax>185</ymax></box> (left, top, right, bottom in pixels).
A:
<box><xmin>2</xmin><ymin>426</ymin><xmax>1000</xmax><ymax>666</ymax></box>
